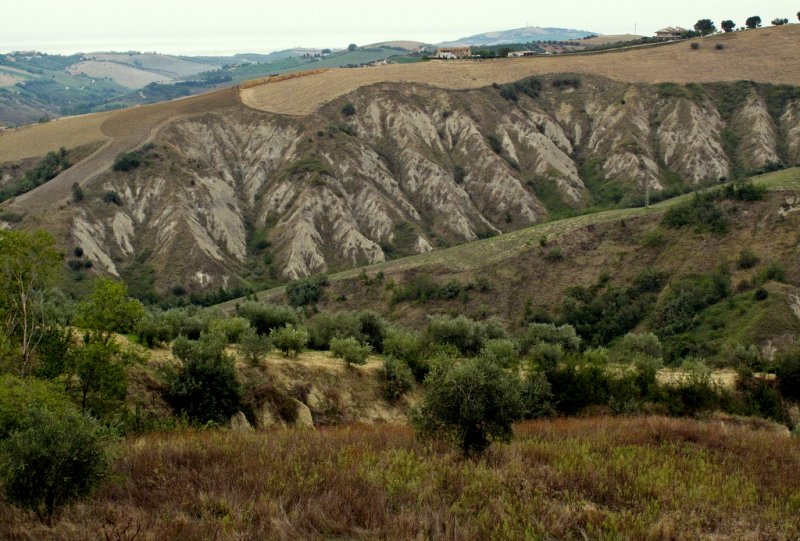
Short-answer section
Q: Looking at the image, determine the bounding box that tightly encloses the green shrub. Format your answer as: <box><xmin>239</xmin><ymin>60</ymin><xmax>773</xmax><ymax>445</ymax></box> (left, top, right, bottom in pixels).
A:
<box><xmin>479</xmin><ymin>338</ymin><xmax>520</xmax><ymax>368</ymax></box>
<box><xmin>135</xmin><ymin>315</ymin><xmax>173</xmax><ymax>348</ymax></box>
<box><xmin>271</xmin><ymin>325</ymin><xmax>309</xmax><ymax>357</ymax></box>
<box><xmin>755</xmin><ymin>262</ymin><xmax>785</xmax><ymax>285</ymax></box>
<box><xmin>412</xmin><ymin>357</ymin><xmax>524</xmax><ymax>456</ymax></box>
<box><xmin>381</xmin><ymin>357</ymin><xmax>414</xmax><ymax>401</ymax></box>
<box><xmin>33</xmin><ymin>326</ymin><xmax>75</xmax><ymax>379</ymax></box>
<box><xmin>661</xmin><ymin>193</ymin><xmax>728</xmax><ymax>234</ymax></box>
<box><xmin>165</xmin><ymin>334</ymin><xmax>242</xmax><ymax>424</ymax></box>
<box><xmin>736</xmin><ymin>249</ymin><xmax>760</xmax><ymax>270</ymax></box>
<box><xmin>546</xmin><ymin>361</ymin><xmax>610</xmax><ymax>414</ymax></box>
<box><xmin>341</xmin><ymin>102</ymin><xmax>356</xmax><ymax>116</ymax></box>
<box><xmin>720</xmin><ymin>180</ymin><xmax>767</xmax><ymax>201</ymax></box>
<box><xmin>641</xmin><ymin>229</ymin><xmax>666</xmax><ymax>248</ymax></box>
<box><xmin>521</xmin><ymin>371</ymin><xmax>556</xmax><ymax>419</ymax></box>
<box><xmin>112</xmin><ymin>150</ymin><xmax>144</xmax><ymax>171</ymax></box>
<box><xmin>612</xmin><ymin>333</ymin><xmax>663</xmax><ymax>362</ymax></box>
<box><xmin>775</xmin><ymin>350</ymin><xmax>800</xmax><ymax>401</ymax></box>
<box><xmin>330</xmin><ymin>336</ymin><xmax>371</xmax><ymax>366</ymax></box>
<box><xmin>519</xmin><ymin>322</ymin><xmax>581</xmax><ymax>353</ymax></box>
<box><xmin>426</xmin><ymin>315</ymin><xmax>496</xmax><ymax>356</ymax></box>
<box><xmin>208</xmin><ymin>316</ymin><xmax>251</xmax><ymax>344</ymax></box>
<box><xmin>1</xmin><ymin>408</ymin><xmax>109</xmax><ymax>520</ymax></box>
<box><xmin>308</xmin><ymin>311</ymin><xmax>362</xmax><ymax>349</ymax></box>
<box><xmin>383</xmin><ymin>327</ymin><xmax>428</xmax><ymax>382</ymax></box>
<box><xmin>237</xmin><ymin>302</ymin><xmax>299</xmax><ymax>335</ymax></box>
<box><xmin>486</xmin><ymin>133</ymin><xmax>503</xmax><ymax>154</ymax></box>
<box><xmin>357</xmin><ymin>311</ymin><xmax>388</xmax><ymax>353</ymax></box>
<box><xmin>238</xmin><ymin>328</ymin><xmax>273</xmax><ymax>366</ymax></box>
<box><xmin>102</xmin><ymin>190</ymin><xmax>122</xmax><ymax>205</ymax></box>
<box><xmin>528</xmin><ymin>343</ymin><xmax>564</xmax><ymax>372</ymax></box>
<box><xmin>0</xmin><ymin>375</ymin><xmax>76</xmax><ymax>439</ymax></box>
<box><xmin>286</xmin><ymin>276</ymin><xmax>327</xmax><ymax>307</ymax></box>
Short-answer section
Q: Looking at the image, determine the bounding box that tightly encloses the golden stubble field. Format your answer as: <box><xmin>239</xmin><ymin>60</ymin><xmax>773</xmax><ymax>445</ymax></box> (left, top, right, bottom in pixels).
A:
<box><xmin>242</xmin><ymin>25</ymin><xmax>800</xmax><ymax>115</ymax></box>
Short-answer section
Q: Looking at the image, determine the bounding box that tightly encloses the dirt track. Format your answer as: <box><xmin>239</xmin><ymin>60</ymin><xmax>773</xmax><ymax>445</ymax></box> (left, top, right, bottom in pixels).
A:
<box><xmin>242</xmin><ymin>25</ymin><xmax>800</xmax><ymax>116</ymax></box>
<box><xmin>4</xmin><ymin>87</ymin><xmax>240</xmax><ymax>212</ymax></box>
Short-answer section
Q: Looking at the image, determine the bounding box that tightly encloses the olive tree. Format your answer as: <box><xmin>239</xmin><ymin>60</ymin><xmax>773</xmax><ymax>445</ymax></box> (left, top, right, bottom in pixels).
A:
<box><xmin>412</xmin><ymin>358</ymin><xmax>524</xmax><ymax>456</ymax></box>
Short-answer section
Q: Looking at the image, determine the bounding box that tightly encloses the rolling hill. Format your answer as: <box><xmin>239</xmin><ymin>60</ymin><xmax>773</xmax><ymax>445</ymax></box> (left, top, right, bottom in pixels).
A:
<box><xmin>437</xmin><ymin>26</ymin><xmax>597</xmax><ymax>46</ymax></box>
<box><xmin>0</xmin><ymin>26</ymin><xmax>798</xmax><ymax>304</ymax></box>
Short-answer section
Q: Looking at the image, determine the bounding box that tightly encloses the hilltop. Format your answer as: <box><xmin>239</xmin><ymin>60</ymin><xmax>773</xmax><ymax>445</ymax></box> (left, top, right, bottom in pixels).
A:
<box><xmin>241</xmin><ymin>25</ymin><xmax>800</xmax><ymax>115</ymax></box>
<box><xmin>437</xmin><ymin>26</ymin><xmax>597</xmax><ymax>46</ymax></box>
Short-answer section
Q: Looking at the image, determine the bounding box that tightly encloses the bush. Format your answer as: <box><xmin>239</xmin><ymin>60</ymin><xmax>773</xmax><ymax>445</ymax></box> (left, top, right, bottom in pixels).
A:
<box><xmin>521</xmin><ymin>371</ymin><xmax>555</xmax><ymax>419</ymax></box>
<box><xmin>341</xmin><ymin>102</ymin><xmax>356</xmax><ymax>116</ymax></box>
<box><xmin>775</xmin><ymin>350</ymin><xmax>800</xmax><ymax>401</ymax></box>
<box><xmin>612</xmin><ymin>333</ymin><xmax>663</xmax><ymax>362</ymax></box>
<box><xmin>237</xmin><ymin>302</ymin><xmax>298</xmax><ymax>335</ymax></box>
<box><xmin>547</xmin><ymin>361</ymin><xmax>611</xmax><ymax>414</ymax></box>
<box><xmin>1</xmin><ymin>408</ymin><xmax>109</xmax><ymax>520</ymax></box>
<box><xmin>357</xmin><ymin>311</ymin><xmax>387</xmax><ymax>353</ymax></box>
<box><xmin>755</xmin><ymin>262</ymin><xmax>785</xmax><ymax>285</ymax></box>
<box><xmin>308</xmin><ymin>311</ymin><xmax>362</xmax><ymax>349</ymax></box>
<box><xmin>238</xmin><ymin>328</ymin><xmax>273</xmax><ymax>366</ymax></box>
<box><xmin>381</xmin><ymin>357</ymin><xmax>414</xmax><ymax>401</ymax></box>
<box><xmin>286</xmin><ymin>276</ymin><xmax>327</xmax><ymax>307</ymax></box>
<box><xmin>112</xmin><ymin>151</ymin><xmax>143</xmax><ymax>172</ymax></box>
<box><xmin>519</xmin><ymin>322</ymin><xmax>581</xmax><ymax>353</ymax></box>
<box><xmin>208</xmin><ymin>316</ymin><xmax>251</xmax><ymax>344</ymax></box>
<box><xmin>690</xmin><ymin>42</ymin><xmax>700</xmax><ymax>50</ymax></box>
<box><xmin>736</xmin><ymin>249</ymin><xmax>760</xmax><ymax>270</ymax></box>
<box><xmin>412</xmin><ymin>357</ymin><xmax>524</xmax><ymax>456</ymax></box>
<box><xmin>0</xmin><ymin>375</ymin><xmax>76</xmax><ymax>439</ymax></box>
<box><xmin>486</xmin><ymin>133</ymin><xmax>503</xmax><ymax>154</ymax></box>
<box><xmin>330</xmin><ymin>336</ymin><xmax>371</xmax><ymax>366</ymax></box>
<box><xmin>720</xmin><ymin>180</ymin><xmax>767</xmax><ymax>201</ymax></box>
<box><xmin>426</xmin><ymin>315</ymin><xmax>493</xmax><ymax>356</ymax></box>
<box><xmin>641</xmin><ymin>229</ymin><xmax>666</xmax><ymax>248</ymax></box>
<box><xmin>383</xmin><ymin>327</ymin><xmax>428</xmax><ymax>382</ymax></box>
<box><xmin>662</xmin><ymin>193</ymin><xmax>728</xmax><ymax>234</ymax></box>
<box><xmin>479</xmin><ymin>339</ymin><xmax>520</xmax><ymax>368</ymax></box>
<box><xmin>102</xmin><ymin>190</ymin><xmax>122</xmax><ymax>205</ymax></box>
<box><xmin>271</xmin><ymin>325</ymin><xmax>309</xmax><ymax>357</ymax></box>
<box><xmin>165</xmin><ymin>334</ymin><xmax>242</xmax><ymax>424</ymax></box>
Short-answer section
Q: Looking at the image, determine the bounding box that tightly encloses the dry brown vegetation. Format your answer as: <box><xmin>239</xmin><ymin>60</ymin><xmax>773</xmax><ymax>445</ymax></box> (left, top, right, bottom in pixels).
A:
<box><xmin>1</xmin><ymin>416</ymin><xmax>798</xmax><ymax>540</ymax></box>
<box><xmin>239</xmin><ymin>68</ymin><xmax>330</xmax><ymax>89</ymax></box>
<box><xmin>241</xmin><ymin>25</ymin><xmax>800</xmax><ymax>115</ymax></box>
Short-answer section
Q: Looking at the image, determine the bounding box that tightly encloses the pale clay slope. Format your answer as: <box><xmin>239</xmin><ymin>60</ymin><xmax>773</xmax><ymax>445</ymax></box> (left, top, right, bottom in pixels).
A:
<box><xmin>62</xmin><ymin>80</ymin><xmax>800</xmax><ymax>290</ymax></box>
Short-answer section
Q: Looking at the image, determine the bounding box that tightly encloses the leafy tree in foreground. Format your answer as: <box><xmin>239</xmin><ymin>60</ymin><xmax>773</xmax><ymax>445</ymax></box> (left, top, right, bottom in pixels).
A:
<box><xmin>164</xmin><ymin>334</ymin><xmax>242</xmax><ymax>424</ymax></box>
<box><xmin>0</xmin><ymin>230</ymin><xmax>62</xmax><ymax>376</ymax></box>
<box><xmin>75</xmin><ymin>277</ymin><xmax>145</xmax><ymax>342</ymax></box>
<box><xmin>1</xmin><ymin>408</ymin><xmax>109</xmax><ymax>521</ymax></box>
<box><xmin>413</xmin><ymin>358</ymin><xmax>524</xmax><ymax>456</ymax></box>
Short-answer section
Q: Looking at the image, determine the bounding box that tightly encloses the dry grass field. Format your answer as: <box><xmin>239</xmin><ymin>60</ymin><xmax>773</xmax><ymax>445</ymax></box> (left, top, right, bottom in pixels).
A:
<box><xmin>2</xmin><ymin>416</ymin><xmax>798</xmax><ymax>540</ymax></box>
<box><xmin>67</xmin><ymin>60</ymin><xmax>170</xmax><ymax>88</ymax></box>
<box><xmin>242</xmin><ymin>25</ymin><xmax>800</xmax><ymax>115</ymax></box>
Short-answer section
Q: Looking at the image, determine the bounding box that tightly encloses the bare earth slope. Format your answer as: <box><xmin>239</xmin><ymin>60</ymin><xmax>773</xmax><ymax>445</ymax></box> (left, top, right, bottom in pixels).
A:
<box><xmin>1</xmin><ymin>26</ymin><xmax>799</xmax><ymax>296</ymax></box>
<box><xmin>242</xmin><ymin>26</ymin><xmax>800</xmax><ymax>116</ymax></box>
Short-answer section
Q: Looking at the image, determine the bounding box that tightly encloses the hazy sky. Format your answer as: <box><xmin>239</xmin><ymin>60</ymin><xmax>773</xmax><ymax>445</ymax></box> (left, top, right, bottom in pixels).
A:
<box><xmin>3</xmin><ymin>0</ymin><xmax>797</xmax><ymax>55</ymax></box>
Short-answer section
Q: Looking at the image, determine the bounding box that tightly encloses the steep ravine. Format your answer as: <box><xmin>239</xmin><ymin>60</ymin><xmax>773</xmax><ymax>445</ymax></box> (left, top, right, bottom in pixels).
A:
<box><xmin>56</xmin><ymin>77</ymin><xmax>800</xmax><ymax>293</ymax></box>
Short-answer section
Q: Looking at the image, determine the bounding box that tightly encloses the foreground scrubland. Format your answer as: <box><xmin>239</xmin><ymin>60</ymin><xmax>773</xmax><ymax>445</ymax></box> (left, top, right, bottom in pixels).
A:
<box><xmin>1</xmin><ymin>417</ymin><xmax>798</xmax><ymax>541</ymax></box>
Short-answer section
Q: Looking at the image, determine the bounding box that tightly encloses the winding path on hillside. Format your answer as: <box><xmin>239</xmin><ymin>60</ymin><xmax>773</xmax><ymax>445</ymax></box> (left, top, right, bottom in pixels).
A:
<box><xmin>3</xmin><ymin>87</ymin><xmax>240</xmax><ymax>212</ymax></box>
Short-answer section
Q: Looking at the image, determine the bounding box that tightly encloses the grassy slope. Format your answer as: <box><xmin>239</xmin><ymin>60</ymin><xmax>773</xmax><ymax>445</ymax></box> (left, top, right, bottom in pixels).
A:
<box><xmin>3</xmin><ymin>416</ymin><xmax>798</xmax><ymax>539</ymax></box>
<box><xmin>218</xmin><ymin>168</ymin><xmax>800</xmax><ymax>311</ymax></box>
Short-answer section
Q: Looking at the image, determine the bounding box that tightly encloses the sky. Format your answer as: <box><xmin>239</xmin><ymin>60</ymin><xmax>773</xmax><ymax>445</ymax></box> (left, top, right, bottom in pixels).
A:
<box><xmin>3</xmin><ymin>0</ymin><xmax>797</xmax><ymax>55</ymax></box>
